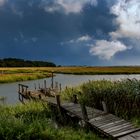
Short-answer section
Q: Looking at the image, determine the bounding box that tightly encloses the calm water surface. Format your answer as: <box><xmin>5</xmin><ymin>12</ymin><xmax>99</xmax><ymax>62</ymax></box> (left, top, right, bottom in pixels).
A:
<box><xmin>1</xmin><ymin>74</ymin><xmax>140</xmax><ymax>104</ymax></box>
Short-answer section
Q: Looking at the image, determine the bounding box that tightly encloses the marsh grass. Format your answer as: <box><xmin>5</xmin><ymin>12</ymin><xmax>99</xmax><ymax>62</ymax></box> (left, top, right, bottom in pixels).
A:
<box><xmin>1</xmin><ymin>66</ymin><xmax>140</xmax><ymax>83</ymax></box>
<box><xmin>62</xmin><ymin>79</ymin><xmax>140</xmax><ymax>121</ymax></box>
<box><xmin>1</xmin><ymin>66</ymin><xmax>140</xmax><ymax>75</ymax></box>
<box><xmin>33</xmin><ymin>66</ymin><xmax>140</xmax><ymax>74</ymax></box>
<box><xmin>0</xmin><ymin>72</ymin><xmax>50</xmax><ymax>83</ymax></box>
<box><xmin>0</xmin><ymin>102</ymin><xmax>103</xmax><ymax>140</ymax></box>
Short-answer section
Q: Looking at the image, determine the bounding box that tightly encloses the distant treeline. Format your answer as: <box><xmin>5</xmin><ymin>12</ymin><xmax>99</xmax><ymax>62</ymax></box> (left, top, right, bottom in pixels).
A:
<box><xmin>0</xmin><ymin>58</ymin><xmax>56</xmax><ymax>67</ymax></box>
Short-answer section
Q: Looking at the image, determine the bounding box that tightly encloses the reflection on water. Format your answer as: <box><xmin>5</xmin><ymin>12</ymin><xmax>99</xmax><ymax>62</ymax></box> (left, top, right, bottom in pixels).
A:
<box><xmin>1</xmin><ymin>74</ymin><xmax>140</xmax><ymax>104</ymax></box>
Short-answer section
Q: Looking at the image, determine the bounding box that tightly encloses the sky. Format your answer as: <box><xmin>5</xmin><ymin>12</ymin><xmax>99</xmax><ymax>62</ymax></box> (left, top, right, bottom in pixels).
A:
<box><xmin>0</xmin><ymin>0</ymin><xmax>140</xmax><ymax>66</ymax></box>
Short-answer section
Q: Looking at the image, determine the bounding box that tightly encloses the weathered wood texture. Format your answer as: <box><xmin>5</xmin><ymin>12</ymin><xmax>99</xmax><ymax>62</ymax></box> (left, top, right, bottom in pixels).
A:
<box><xmin>18</xmin><ymin>85</ymin><xmax>140</xmax><ymax>140</ymax></box>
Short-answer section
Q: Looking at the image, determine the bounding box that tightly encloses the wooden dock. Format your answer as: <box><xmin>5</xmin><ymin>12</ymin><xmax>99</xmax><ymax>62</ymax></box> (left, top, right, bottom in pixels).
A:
<box><xmin>18</xmin><ymin>83</ymin><xmax>140</xmax><ymax>140</ymax></box>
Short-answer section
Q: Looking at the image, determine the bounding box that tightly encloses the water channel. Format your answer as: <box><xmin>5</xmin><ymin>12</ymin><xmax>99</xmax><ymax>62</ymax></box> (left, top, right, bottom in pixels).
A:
<box><xmin>1</xmin><ymin>74</ymin><xmax>140</xmax><ymax>104</ymax></box>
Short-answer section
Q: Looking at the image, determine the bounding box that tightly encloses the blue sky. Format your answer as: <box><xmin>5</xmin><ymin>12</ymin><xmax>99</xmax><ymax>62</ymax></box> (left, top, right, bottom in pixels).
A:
<box><xmin>0</xmin><ymin>0</ymin><xmax>140</xmax><ymax>66</ymax></box>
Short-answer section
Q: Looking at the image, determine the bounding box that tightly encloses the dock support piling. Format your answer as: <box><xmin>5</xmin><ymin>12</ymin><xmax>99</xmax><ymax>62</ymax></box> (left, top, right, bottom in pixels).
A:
<box><xmin>44</xmin><ymin>80</ymin><xmax>47</xmax><ymax>95</ymax></box>
<box><xmin>73</xmin><ymin>94</ymin><xmax>78</xmax><ymax>104</ymax></box>
<box><xmin>56</xmin><ymin>95</ymin><xmax>61</xmax><ymax>109</ymax></box>
<box><xmin>38</xmin><ymin>83</ymin><xmax>40</xmax><ymax>89</ymax></box>
<box><xmin>102</xmin><ymin>101</ymin><xmax>108</xmax><ymax>113</ymax></box>
<box><xmin>59</xmin><ymin>83</ymin><xmax>62</xmax><ymax>93</ymax></box>
<box><xmin>34</xmin><ymin>83</ymin><xmax>36</xmax><ymax>90</ymax></box>
<box><xmin>44</xmin><ymin>80</ymin><xmax>47</xmax><ymax>89</ymax></box>
<box><xmin>80</xmin><ymin>102</ymin><xmax>89</xmax><ymax>121</ymax></box>
<box><xmin>51</xmin><ymin>72</ymin><xmax>54</xmax><ymax>89</ymax></box>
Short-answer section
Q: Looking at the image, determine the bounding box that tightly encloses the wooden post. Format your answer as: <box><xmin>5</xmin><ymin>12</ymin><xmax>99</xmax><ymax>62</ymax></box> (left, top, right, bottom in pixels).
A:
<box><xmin>39</xmin><ymin>94</ymin><xmax>41</xmax><ymax>99</ymax></box>
<box><xmin>59</xmin><ymin>83</ymin><xmax>62</xmax><ymax>93</ymax></box>
<box><xmin>34</xmin><ymin>83</ymin><xmax>36</xmax><ymax>90</ymax></box>
<box><xmin>19</xmin><ymin>93</ymin><xmax>21</xmax><ymax>101</ymax></box>
<box><xmin>28</xmin><ymin>91</ymin><xmax>31</xmax><ymax>96</ymax></box>
<box><xmin>73</xmin><ymin>94</ymin><xmax>78</xmax><ymax>104</ymax></box>
<box><xmin>22</xmin><ymin>86</ymin><xmax>24</xmax><ymax>93</ymax></box>
<box><xmin>56</xmin><ymin>95</ymin><xmax>61</xmax><ymax>111</ymax></box>
<box><xmin>44</xmin><ymin>80</ymin><xmax>47</xmax><ymax>95</ymax></box>
<box><xmin>51</xmin><ymin>72</ymin><xmax>54</xmax><ymax>89</ymax></box>
<box><xmin>18</xmin><ymin>84</ymin><xmax>21</xmax><ymax>93</ymax></box>
<box><xmin>21</xmin><ymin>94</ymin><xmax>23</xmax><ymax>102</ymax></box>
<box><xmin>38</xmin><ymin>83</ymin><xmax>40</xmax><ymax>89</ymax></box>
<box><xmin>102</xmin><ymin>101</ymin><xmax>108</xmax><ymax>113</ymax></box>
<box><xmin>25</xmin><ymin>87</ymin><xmax>28</xmax><ymax>96</ymax></box>
<box><xmin>44</xmin><ymin>80</ymin><xmax>47</xmax><ymax>89</ymax></box>
<box><xmin>55</xmin><ymin>82</ymin><xmax>58</xmax><ymax>91</ymax></box>
<box><xmin>80</xmin><ymin>102</ymin><xmax>89</xmax><ymax>121</ymax></box>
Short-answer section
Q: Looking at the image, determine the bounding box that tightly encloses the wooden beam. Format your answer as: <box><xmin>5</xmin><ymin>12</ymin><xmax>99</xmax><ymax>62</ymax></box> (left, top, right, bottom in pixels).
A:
<box><xmin>44</xmin><ymin>80</ymin><xmax>47</xmax><ymax>89</ymax></box>
<box><xmin>59</xmin><ymin>83</ymin><xmax>62</xmax><ymax>93</ymax></box>
<box><xmin>56</xmin><ymin>95</ymin><xmax>61</xmax><ymax>109</ymax></box>
<box><xmin>34</xmin><ymin>83</ymin><xmax>36</xmax><ymax>90</ymax></box>
<box><xmin>80</xmin><ymin>102</ymin><xmax>89</xmax><ymax>121</ymax></box>
<box><xmin>51</xmin><ymin>72</ymin><xmax>54</xmax><ymax>89</ymax></box>
<box><xmin>73</xmin><ymin>94</ymin><xmax>78</xmax><ymax>104</ymax></box>
<box><xmin>102</xmin><ymin>101</ymin><xmax>108</xmax><ymax>113</ymax></box>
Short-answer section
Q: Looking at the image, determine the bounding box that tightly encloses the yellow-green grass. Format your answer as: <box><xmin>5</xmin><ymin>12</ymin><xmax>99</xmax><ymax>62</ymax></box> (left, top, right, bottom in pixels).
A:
<box><xmin>0</xmin><ymin>73</ymin><xmax>51</xmax><ymax>83</ymax></box>
<box><xmin>44</xmin><ymin>66</ymin><xmax>140</xmax><ymax>74</ymax></box>
<box><xmin>1</xmin><ymin>66</ymin><xmax>140</xmax><ymax>83</ymax></box>
<box><xmin>1</xmin><ymin>66</ymin><xmax>140</xmax><ymax>75</ymax></box>
<box><xmin>0</xmin><ymin>101</ymin><xmax>103</xmax><ymax>140</ymax></box>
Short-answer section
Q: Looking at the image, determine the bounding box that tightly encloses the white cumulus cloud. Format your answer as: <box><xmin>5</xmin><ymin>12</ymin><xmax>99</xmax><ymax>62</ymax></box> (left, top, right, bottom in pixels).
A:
<box><xmin>77</xmin><ymin>35</ymin><xmax>92</xmax><ymax>42</ymax></box>
<box><xmin>42</xmin><ymin>0</ymin><xmax>98</xmax><ymax>14</ymax></box>
<box><xmin>110</xmin><ymin>0</ymin><xmax>140</xmax><ymax>39</ymax></box>
<box><xmin>90</xmin><ymin>40</ymin><xmax>128</xmax><ymax>60</ymax></box>
<box><xmin>68</xmin><ymin>35</ymin><xmax>92</xmax><ymax>44</ymax></box>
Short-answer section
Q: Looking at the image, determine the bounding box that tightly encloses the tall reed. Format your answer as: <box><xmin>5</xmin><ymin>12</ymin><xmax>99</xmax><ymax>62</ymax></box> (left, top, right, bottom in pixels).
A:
<box><xmin>62</xmin><ymin>79</ymin><xmax>140</xmax><ymax>120</ymax></box>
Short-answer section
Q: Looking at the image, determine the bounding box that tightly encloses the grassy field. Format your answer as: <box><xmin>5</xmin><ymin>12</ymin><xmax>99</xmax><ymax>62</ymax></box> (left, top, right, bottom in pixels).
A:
<box><xmin>0</xmin><ymin>73</ymin><xmax>51</xmax><ymax>83</ymax></box>
<box><xmin>43</xmin><ymin>66</ymin><xmax>140</xmax><ymax>74</ymax></box>
<box><xmin>0</xmin><ymin>67</ymin><xmax>52</xmax><ymax>83</ymax></box>
<box><xmin>0</xmin><ymin>101</ymin><xmax>103</xmax><ymax>140</ymax></box>
<box><xmin>1</xmin><ymin>66</ymin><xmax>140</xmax><ymax>83</ymax></box>
<box><xmin>1</xmin><ymin>66</ymin><xmax>140</xmax><ymax>75</ymax></box>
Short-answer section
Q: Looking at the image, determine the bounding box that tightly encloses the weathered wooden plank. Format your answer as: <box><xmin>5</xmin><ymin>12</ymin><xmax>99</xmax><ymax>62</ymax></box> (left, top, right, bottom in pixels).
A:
<box><xmin>112</xmin><ymin>128</ymin><xmax>140</xmax><ymax>138</ymax></box>
<box><xmin>99</xmin><ymin>120</ymin><xmax>127</xmax><ymax>130</ymax></box>
<box><xmin>69</xmin><ymin>107</ymin><xmax>98</xmax><ymax>117</ymax></box>
<box><xmin>118</xmin><ymin>131</ymin><xmax>140</xmax><ymax>140</ymax></box>
<box><xmin>62</xmin><ymin>103</ymin><xmax>80</xmax><ymax>109</ymax></box>
<box><xmin>64</xmin><ymin>107</ymin><xmax>81</xmax><ymax>111</ymax></box>
<box><xmin>94</xmin><ymin>118</ymin><xmax>121</xmax><ymax>130</ymax></box>
<box><xmin>64</xmin><ymin>108</ymin><xmax>83</xmax><ymax>119</ymax></box>
<box><xmin>93</xmin><ymin>117</ymin><xmax>120</xmax><ymax>127</ymax></box>
<box><xmin>106</xmin><ymin>123</ymin><xmax>133</xmax><ymax>133</ymax></box>
<box><xmin>89</xmin><ymin>114</ymin><xmax>117</xmax><ymax>125</ymax></box>
<box><xmin>118</xmin><ymin>135</ymin><xmax>136</xmax><ymax>140</ymax></box>
<box><xmin>19</xmin><ymin>88</ymin><xmax>140</xmax><ymax>140</ymax></box>
<box><xmin>130</xmin><ymin>131</ymin><xmax>140</xmax><ymax>138</ymax></box>
<box><xmin>87</xmin><ymin>107</ymin><xmax>105</xmax><ymax>114</ymax></box>
<box><xmin>89</xmin><ymin>114</ymin><xmax>115</xmax><ymax>123</ymax></box>
<box><xmin>73</xmin><ymin>112</ymin><xmax>83</xmax><ymax>118</ymax></box>
<box><xmin>88</xmin><ymin>114</ymin><xmax>95</xmax><ymax>120</ymax></box>
<box><xmin>69</xmin><ymin>108</ymin><xmax>82</xmax><ymax>112</ymax></box>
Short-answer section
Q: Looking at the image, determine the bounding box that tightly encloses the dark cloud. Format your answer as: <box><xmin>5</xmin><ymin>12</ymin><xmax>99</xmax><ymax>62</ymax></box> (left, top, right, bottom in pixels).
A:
<box><xmin>81</xmin><ymin>0</ymin><xmax>117</xmax><ymax>38</ymax></box>
<box><xmin>0</xmin><ymin>0</ymin><xmax>138</xmax><ymax>65</ymax></box>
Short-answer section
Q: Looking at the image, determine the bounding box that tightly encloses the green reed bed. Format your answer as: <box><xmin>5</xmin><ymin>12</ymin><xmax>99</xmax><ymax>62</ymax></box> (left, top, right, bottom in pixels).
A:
<box><xmin>62</xmin><ymin>79</ymin><xmax>140</xmax><ymax>123</ymax></box>
<box><xmin>0</xmin><ymin>102</ymin><xmax>102</xmax><ymax>140</ymax></box>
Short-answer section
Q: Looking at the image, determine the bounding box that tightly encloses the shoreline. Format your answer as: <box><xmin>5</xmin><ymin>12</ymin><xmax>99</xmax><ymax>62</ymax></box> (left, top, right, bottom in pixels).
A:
<box><xmin>1</xmin><ymin>66</ymin><xmax>140</xmax><ymax>83</ymax></box>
